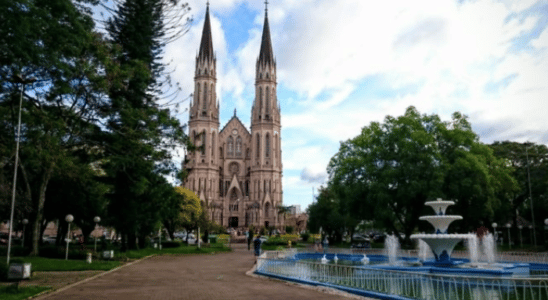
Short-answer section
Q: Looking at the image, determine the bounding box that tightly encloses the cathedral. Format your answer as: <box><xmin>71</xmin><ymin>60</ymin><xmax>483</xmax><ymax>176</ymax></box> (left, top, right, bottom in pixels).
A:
<box><xmin>183</xmin><ymin>3</ymin><xmax>283</xmax><ymax>229</ymax></box>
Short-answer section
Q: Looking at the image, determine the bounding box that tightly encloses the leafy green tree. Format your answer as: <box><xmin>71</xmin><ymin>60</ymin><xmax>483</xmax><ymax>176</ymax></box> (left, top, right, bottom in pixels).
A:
<box><xmin>307</xmin><ymin>186</ymin><xmax>347</xmax><ymax>243</ymax></box>
<box><xmin>101</xmin><ymin>0</ymin><xmax>192</xmax><ymax>250</ymax></box>
<box><xmin>490</xmin><ymin>141</ymin><xmax>548</xmax><ymax>244</ymax></box>
<box><xmin>327</xmin><ymin>107</ymin><xmax>515</xmax><ymax>246</ymax></box>
<box><xmin>0</xmin><ymin>0</ymin><xmax>115</xmax><ymax>255</ymax></box>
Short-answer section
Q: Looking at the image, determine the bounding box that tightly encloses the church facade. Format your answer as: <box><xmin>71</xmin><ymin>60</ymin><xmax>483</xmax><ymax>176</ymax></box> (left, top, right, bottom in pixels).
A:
<box><xmin>183</xmin><ymin>4</ymin><xmax>283</xmax><ymax>229</ymax></box>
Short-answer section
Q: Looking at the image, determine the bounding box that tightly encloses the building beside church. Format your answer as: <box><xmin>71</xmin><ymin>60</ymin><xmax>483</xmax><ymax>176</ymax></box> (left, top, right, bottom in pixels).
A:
<box><xmin>183</xmin><ymin>4</ymin><xmax>283</xmax><ymax>229</ymax></box>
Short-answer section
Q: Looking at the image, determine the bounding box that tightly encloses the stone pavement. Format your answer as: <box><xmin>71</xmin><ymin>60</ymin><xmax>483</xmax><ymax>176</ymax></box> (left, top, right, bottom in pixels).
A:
<box><xmin>37</xmin><ymin>244</ymin><xmax>366</xmax><ymax>300</ymax></box>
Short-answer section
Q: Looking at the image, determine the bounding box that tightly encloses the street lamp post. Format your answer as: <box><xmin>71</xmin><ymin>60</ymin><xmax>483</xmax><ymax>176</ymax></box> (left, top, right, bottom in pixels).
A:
<box><xmin>93</xmin><ymin>216</ymin><xmax>101</xmax><ymax>253</ymax></box>
<box><xmin>65</xmin><ymin>214</ymin><xmax>74</xmax><ymax>260</ymax></box>
<box><xmin>492</xmin><ymin>223</ymin><xmax>498</xmax><ymax>245</ymax></box>
<box><xmin>529</xmin><ymin>225</ymin><xmax>534</xmax><ymax>246</ymax></box>
<box><xmin>506</xmin><ymin>223</ymin><xmax>512</xmax><ymax>249</ymax></box>
<box><xmin>6</xmin><ymin>75</ymin><xmax>36</xmax><ymax>265</ymax></box>
<box><xmin>518</xmin><ymin>225</ymin><xmax>523</xmax><ymax>248</ymax></box>
<box><xmin>544</xmin><ymin>219</ymin><xmax>548</xmax><ymax>248</ymax></box>
<box><xmin>21</xmin><ymin>219</ymin><xmax>28</xmax><ymax>247</ymax></box>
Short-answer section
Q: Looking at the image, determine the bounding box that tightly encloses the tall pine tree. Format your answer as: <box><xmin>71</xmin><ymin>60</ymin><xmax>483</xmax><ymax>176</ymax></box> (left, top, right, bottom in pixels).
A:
<box><xmin>104</xmin><ymin>0</ymin><xmax>191</xmax><ymax>250</ymax></box>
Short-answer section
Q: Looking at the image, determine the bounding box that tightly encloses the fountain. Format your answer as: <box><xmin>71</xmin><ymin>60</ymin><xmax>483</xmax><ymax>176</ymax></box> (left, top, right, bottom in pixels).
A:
<box><xmin>255</xmin><ymin>198</ymin><xmax>548</xmax><ymax>300</ymax></box>
<box><xmin>384</xmin><ymin>234</ymin><xmax>400</xmax><ymax>265</ymax></box>
<box><xmin>410</xmin><ymin>198</ymin><xmax>475</xmax><ymax>266</ymax></box>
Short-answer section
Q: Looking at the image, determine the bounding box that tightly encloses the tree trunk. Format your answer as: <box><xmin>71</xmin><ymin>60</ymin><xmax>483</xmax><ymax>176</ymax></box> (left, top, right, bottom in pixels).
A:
<box><xmin>121</xmin><ymin>232</ymin><xmax>127</xmax><ymax>252</ymax></box>
<box><xmin>138</xmin><ymin>232</ymin><xmax>147</xmax><ymax>248</ymax></box>
<box><xmin>128</xmin><ymin>231</ymin><xmax>137</xmax><ymax>250</ymax></box>
<box><xmin>29</xmin><ymin>163</ymin><xmax>54</xmax><ymax>256</ymax></box>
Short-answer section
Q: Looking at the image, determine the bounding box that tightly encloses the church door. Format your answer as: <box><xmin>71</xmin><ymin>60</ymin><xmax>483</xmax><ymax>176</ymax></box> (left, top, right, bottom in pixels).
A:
<box><xmin>229</xmin><ymin>217</ymin><xmax>239</xmax><ymax>228</ymax></box>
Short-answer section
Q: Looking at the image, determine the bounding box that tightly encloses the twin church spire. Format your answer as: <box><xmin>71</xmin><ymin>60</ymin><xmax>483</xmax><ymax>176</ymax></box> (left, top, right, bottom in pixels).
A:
<box><xmin>191</xmin><ymin>2</ymin><xmax>279</xmax><ymax>124</ymax></box>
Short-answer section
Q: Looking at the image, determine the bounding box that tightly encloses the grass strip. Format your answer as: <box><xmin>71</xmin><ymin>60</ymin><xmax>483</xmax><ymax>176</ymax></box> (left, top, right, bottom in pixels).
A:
<box><xmin>12</xmin><ymin>257</ymin><xmax>122</xmax><ymax>272</ymax></box>
<box><xmin>0</xmin><ymin>285</ymin><xmax>50</xmax><ymax>300</ymax></box>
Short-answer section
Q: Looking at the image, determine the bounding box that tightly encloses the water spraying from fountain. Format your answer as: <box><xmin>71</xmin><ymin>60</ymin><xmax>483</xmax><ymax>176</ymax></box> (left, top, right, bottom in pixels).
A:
<box><xmin>361</xmin><ymin>254</ymin><xmax>369</xmax><ymax>264</ymax></box>
<box><xmin>385</xmin><ymin>235</ymin><xmax>400</xmax><ymax>265</ymax></box>
<box><xmin>334</xmin><ymin>254</ymin><xmax>339</xmax><ymax>263</ymax></box>
<box><xmin>418</xmin><ymin>239</ymin><xmax>432</xmax><ymax>261</ymax></box>
<box><xmin>321</xmin><ymin>254</ymin><xmax>328</xmax><ymax>264</ymax></box>
<box><xmin>483</xmin><ymin>233</ymin><xmax>497</xmax><ymax>264</ymax></box>
<box><xmin>467</xmin><ymin>234</ymin><xmax>479</xmax><ymax>264</ymax></box>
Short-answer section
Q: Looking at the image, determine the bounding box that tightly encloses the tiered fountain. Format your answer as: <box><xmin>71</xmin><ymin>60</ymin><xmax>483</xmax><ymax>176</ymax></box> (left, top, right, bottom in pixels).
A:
<box><xmin>410</xmin><ymin>198</ymin><xmax>475</xmax><ymax>267</ymax></box>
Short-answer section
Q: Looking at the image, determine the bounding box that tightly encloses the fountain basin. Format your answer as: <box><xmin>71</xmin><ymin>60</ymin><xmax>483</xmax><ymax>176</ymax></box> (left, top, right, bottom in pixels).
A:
<box><xmin>419</xmin><ymin>215</ymin><xmax>462</xmax><ymax>233</ymax></box>
<box><xmin>411</xmin><ymin>233</ymin><xmax>474</xmax><ymax>266</ymax></box>
<box><xmin>424</xmin><ymin>199</ymin><xmax>456</xmax><ymax>215</ymax></box>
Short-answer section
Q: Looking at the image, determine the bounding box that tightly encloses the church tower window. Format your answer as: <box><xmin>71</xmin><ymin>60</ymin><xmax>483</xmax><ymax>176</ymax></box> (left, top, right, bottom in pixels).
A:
<box><xmin>203</xmin><ymin>84</ymin><xmax>208</xmax><ymax>110</ymax></box>
<box><xmin>227</xmin><ymin>136</ymin><xmax>234</xmax><ymax>156</ymax></box>
<box><xmin>256</xmin><ymin>134</ymin><xmax>260</xmax><ymax>158</ymax></box>
<box><xmin>201</xmin><ymin>130</ymin><xmax>206</xmax><ymax>155</ymax></box>
<box><xmin>211</xmin><ymin>132</ymin><xmax>215</xmax><ymax>157</ymax></box>
<box><xmin>236</xmin><ymin>136</ymin><xmax>242</xmax><ymax>157</ymax></box>
<box><xmin>266</xmin><ymin>86</ymin><xmax>270</xmax><ymax>113</ymax></box>
<box><xmin>196</xmin><ymin>83</ymin><xmax>200</xmax><ymax>109</ymax></box>
<box><xmin>265</xmin><ymin>133</ymin><xmax>271</xmax><ymax>158</ymax></box>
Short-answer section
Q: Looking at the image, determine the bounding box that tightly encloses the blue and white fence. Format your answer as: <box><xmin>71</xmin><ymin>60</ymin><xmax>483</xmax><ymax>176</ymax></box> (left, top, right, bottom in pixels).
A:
<box><xmin>256</xmin><ymin>250</ymin><xmax>548</xmax><ymax>300</ymax></box>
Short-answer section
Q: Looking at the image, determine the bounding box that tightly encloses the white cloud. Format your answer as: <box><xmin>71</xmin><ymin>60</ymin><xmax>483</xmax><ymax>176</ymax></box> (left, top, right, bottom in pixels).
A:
<box><xmin>161</xmin><ymin>0</ymin><xmax>548</xmax><ymax>209</ymax></box>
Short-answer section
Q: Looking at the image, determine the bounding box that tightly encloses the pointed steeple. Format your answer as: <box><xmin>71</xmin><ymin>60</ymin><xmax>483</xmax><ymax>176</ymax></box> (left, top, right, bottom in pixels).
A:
<box><xmin>258</xmin><ymin>1</ymin><xmax>274</xmax><ymax>66</ymax></box>
<box><xmin>198</xmin><ymin>3</ymin><xmax>214</xmax><ymax>61</ymax></box>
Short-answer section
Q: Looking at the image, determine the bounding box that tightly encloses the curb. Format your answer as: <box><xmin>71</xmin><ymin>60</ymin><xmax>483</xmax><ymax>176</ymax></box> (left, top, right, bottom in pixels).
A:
<box><xmin>29</xmin><ymin>255</ymin><xmax>156</xmax><ymax>299</ymax></box>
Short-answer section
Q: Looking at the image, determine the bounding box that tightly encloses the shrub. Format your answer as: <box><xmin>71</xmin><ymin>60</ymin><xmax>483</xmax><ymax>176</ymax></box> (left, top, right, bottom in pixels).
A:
<box><xmin>285</xmin><ymin>226</ymin><xmax>294</xmax><ymax>234</ymax></box>
<box><xmin>301</xmin><ymin>232</ymin><xmax>310</xmax><ymax>242</ymax></box>
<box><xmin>0</xmin><ymin>261</ymin><xmax>7</xmax><ymax>281</ymax></box>
<box><xmin>161</xmin><ymin>241</ymin><xmax>181</xmax><ymax>248</ymax></box>
<box><xmin>38</xmin><ymin>245</ymin><xmax>88</xmax><ymax>259</ymax></box>
<box><xmin>264</xmin><ymin>234</ymin><xmax>300</xmax><ymax>246</ymax></box>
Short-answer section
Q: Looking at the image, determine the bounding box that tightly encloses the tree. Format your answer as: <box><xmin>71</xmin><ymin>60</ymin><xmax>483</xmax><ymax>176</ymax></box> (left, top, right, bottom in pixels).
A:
<box><xmin>327</xmin><ymin>107</ymin><xmax>515</xmax><ymax>247</ymax></box>
<box><xmin>101</xmin><ymin>0</ymin><xmax>192</xmax><ymax>250</ymax></box>
<box><xmin>490</xmin><ymin>141</ymin><xmax>548</xmax><ymax>244</ymax></box>
<box><xmin>174</xmin><ymin>187</ymin><xmax>202</xmax><ymax>240</ymax></box>
<box><xmin>306</xmin><ymin>186</ymin><xmax>347</xmax><ymax>243</ymax></box>
<box><xmin>0</xmin><ymin>0</ymin><xmax>115</xmax><ymax>255</ymax></box>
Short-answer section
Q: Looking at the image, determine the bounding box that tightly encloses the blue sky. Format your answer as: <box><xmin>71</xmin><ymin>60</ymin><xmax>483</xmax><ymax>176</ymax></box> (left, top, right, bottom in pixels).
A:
<box><xmin>159</xmin><ymin>0</ymin><xmax>548</xmax><ymax>212</ymax></box>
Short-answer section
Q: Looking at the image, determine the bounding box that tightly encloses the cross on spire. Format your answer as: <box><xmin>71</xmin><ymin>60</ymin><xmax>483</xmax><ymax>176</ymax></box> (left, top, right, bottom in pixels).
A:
<box><xmin>265</xmin><ymin>0</ymin><xmax>268</xmax><ymax>13</ymax></box>
<box><xmin>207</xmin><ymin>0</ymin><xmax>210</xmax><ymax>7</ymax></box>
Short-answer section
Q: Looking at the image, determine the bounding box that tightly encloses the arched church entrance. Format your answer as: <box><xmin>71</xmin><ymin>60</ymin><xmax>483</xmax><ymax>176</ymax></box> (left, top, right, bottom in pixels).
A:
<box><xmin>229</xmin><ymin>217</ymin><xmax>239</xmax><ymax>228</ymax></box>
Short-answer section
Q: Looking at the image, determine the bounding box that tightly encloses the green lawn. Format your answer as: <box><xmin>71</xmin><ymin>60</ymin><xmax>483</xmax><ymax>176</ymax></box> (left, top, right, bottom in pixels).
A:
<box><xmin>0</xmin><ymin>285</ymin><xmax>50</xmax><ymax>300</ymax></box>
<box><xmin>11</xmin><ymin>256</ymin><xmax>122</xmax><ymax>272</ymax></box>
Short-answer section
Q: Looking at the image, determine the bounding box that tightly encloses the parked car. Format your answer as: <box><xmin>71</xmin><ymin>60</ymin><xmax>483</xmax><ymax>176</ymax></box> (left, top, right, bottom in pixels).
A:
<box><xmin>42</xmin><ymin>236</ymin><xmax>57</xmax><ymax>244</ymax></box>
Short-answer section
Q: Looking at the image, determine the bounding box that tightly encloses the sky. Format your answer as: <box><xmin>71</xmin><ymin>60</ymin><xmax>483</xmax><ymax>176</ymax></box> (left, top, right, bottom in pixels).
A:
<box><xmin>155</xmin><ymin>0</ymin><xmax>548</xmax><ymax>212</ymax></box>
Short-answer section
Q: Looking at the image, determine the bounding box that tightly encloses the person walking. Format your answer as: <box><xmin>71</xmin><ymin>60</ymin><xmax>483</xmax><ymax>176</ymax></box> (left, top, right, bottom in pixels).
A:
<box><xmin>247</xmin><ymin>230</ymin><xmax>253</xmax><ymax>250</ymax></box>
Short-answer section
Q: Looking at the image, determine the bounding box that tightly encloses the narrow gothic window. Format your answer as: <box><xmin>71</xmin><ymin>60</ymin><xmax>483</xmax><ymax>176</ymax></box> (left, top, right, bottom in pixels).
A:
<box><xmin>201</xmin><ymin>131</ymin><xmax>206</xmax><ymax>155</ymax></box>
<box><xmin>256</xmin><ymin>134</ymin><xmax>260</xmax><ymax>158</ymax></box>
<box><xmin>227</xmin><ymin>136</ymin><xmax>234</xmax><ymax>156</ymax></box>
<box><xmin>266</xmin><ymin>86</ymin><xmax>270</xmax><ymax>112</ymax></box>
<box><xmin>211</xmin><ymin>132</ymin><xmax>215</xmax><ymax>157</ymax></box>
<box><xmin>196</xmin><ymin>83</ymin><xmax>200</xmax><ymax>109</ymax></box>
<box><xmin>265</xmin><ymin>202</ymin><xmax>270</xmax><ymax>217</ymax></box>
<box><xmin>265</xmin><ymin>133</ymin><xmax>271</xmax><ymax>158</ymax></box>
<box><xmin>236</xmin><ymin>136</ymin><xmax>242</xmax><ymax>156</ymax></box>
<box><xmin>203</xmin><ymin>84</ymin><xmax>207</xmax><ymax>110</ymax></box>
<box><xmin>211</xmin><ymin>83</ymin><xmax>214</xmax><ymax>105</ymax></box>
<box><xmin>259</xmin><ymin>88</ymin><xmax>263</xmax><ymax>113</ymax></box>
<box><xmin>274</xmin><ymin>134</ymin><xmax>278</xmax><ymax>158</ymax></box>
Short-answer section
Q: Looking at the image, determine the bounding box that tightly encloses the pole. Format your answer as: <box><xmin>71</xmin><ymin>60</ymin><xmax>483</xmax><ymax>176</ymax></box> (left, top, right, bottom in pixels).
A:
<box><xmin>507</xmin><ymin>225</ymin><xmax>512</xmax><ymax>249</ymax></box>
<box><xmin>526</xmin><ymin>145</ymin><xmax>537</xmax><ymax>248</ymax></box>
<box><xmin>65</xmin><ymin>222</ymin><xmax>71</xmax><ymax>260</ymax></box>
<box><xmin>21</xmin><ymin>223</ymin><xmax>26</xmax><ymax>247</ymax></box>
<box><xmin>6</xmin><ymin>83</ymin><xmax>25</xmax><ymax>265</ymax></box>
<box><xmin>518</xmin><ymin>226</ymin><xmax>523</xmax><ymax>248</ymax></box>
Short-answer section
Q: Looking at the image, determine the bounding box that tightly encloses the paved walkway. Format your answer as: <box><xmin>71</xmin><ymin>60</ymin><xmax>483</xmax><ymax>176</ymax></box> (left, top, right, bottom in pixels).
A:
<box><xmin>37</xmin><ymin>244</ymin><xmax>363</xmax><ymax>300</ymax></box>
